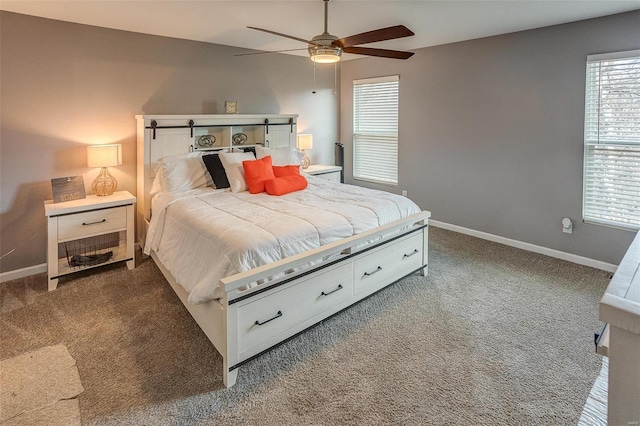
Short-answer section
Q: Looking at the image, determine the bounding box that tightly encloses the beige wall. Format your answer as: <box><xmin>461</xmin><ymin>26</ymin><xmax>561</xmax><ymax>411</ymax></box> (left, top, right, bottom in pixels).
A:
<box><xmin>0</xmin><ymin>11</ymin><xmax>339</xmax><ymax>273</ymax></box>
<box><xmin>341</xmin><ymin>11</ymin><xmax>640</xmax><ymax>265</ymax></box>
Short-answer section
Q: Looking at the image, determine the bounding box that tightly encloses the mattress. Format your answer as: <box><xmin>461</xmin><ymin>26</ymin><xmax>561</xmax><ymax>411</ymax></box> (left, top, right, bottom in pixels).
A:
<box><xmin>144</xmin><ymin>177</ymin><xmax>421</xmax><ymax>304</ymax></box>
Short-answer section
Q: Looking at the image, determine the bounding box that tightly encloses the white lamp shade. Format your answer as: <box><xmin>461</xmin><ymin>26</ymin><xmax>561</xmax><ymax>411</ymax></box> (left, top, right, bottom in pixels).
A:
<box><xmin>87</xmin><ymin>144</ymin><xmax>122</xmax><ymax>168</ymax></box>
<box><xmin>297</xmin><ymin>134</ymin><xmax>313</xmax><ymax>150</ymax></box>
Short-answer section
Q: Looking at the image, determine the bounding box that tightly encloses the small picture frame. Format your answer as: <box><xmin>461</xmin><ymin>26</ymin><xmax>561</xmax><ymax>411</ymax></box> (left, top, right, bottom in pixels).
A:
<box><xmin>51</xmin><ymin>176</ymin><xmax>86</xmax><ymax>203</ymax></box>
<box><xmin>225</xmin><ymin>101</ymin><xmax>238</xmax><ymax>114</ymax></box>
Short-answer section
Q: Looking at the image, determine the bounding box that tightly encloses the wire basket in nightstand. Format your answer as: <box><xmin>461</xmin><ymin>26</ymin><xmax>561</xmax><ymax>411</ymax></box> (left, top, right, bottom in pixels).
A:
<box><xmin>63</xmin><ymin>232</ymin><xmax>122</xmax><ymax>270</ymax></box>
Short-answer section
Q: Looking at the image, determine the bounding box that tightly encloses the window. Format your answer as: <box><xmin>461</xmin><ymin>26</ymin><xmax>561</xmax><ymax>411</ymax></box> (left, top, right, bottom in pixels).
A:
<box><xmin>583</xmin><ymin>50</ymin><xmax>640</xmax><ymax>230</ymax></box>
<box><xmin>353</xmin><ymin>75</ymin><xmax>399</xmax><ymax>185</ymax></box>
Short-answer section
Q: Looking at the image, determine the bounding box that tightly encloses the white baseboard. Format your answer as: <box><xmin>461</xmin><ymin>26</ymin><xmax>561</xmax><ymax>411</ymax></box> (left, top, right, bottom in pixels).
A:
<box><xmin>429</xmin><ymin>219</ymin><xmax>618</xmax><ymax>273</ymax></box>
<box><xmin>0</xmin><ymin>263</ymin><xmax>47</xmax><ymax>284</ymax></box>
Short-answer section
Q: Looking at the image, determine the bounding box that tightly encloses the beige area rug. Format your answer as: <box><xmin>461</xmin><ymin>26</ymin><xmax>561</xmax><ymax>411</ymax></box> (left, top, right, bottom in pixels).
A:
<box><xmin>0</xmin><ymin>344</ymin><xmax>84</xmax><ymax>425</ymax></box>
<box><xmin>0</xmin><ymin>228</ymin><xmax>610</xmax><ymax>424</ymax></box>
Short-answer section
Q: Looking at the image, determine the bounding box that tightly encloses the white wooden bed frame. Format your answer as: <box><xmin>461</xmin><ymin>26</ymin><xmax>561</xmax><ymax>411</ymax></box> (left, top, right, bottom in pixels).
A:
<box><xmin>136</xmin><ymin>114</ymin><xmax>431</xmax><ymax>387</ymax></box>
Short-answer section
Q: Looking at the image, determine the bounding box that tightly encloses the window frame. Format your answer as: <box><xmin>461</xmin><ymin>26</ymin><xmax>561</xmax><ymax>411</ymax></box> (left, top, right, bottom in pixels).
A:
<box><xmin>352</xmin><ymin>75</ymin><xmax>400</xmax><ymax>186</ymax></box>
<box><xmin>582</xmin><ymin>49</ymin><xmax>640</xmax><ymax>231</ymax></box>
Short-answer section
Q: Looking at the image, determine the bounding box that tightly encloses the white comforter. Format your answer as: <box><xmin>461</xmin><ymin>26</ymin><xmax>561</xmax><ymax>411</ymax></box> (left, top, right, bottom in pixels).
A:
<box><xmin>144</xmin><ymin>177</ymin><xmax>421</xmax><ymax>304</ymax></box>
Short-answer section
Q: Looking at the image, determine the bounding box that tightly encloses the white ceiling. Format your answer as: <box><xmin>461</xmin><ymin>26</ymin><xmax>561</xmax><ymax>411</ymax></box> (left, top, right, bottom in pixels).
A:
<box><xmin>2</xmin><ymin>1</ymin><xmax>639</xmax><ymax>61</ymax></box>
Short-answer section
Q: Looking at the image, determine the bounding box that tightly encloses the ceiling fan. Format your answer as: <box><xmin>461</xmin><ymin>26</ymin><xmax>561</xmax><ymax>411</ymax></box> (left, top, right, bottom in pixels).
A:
<box><xmin>245</xmin><ymin>0</ymin><xmax>415</xmax><ymax>63</ymax></box>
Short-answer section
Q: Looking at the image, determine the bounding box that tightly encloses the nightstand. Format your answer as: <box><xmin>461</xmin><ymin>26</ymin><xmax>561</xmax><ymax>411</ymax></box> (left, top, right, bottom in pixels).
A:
<box><xmin>44</xmin><ymin>191</ymin><xmax>136</xmax><ymax>291</ymax></box>
<box><xmin>304</xmin><ymin>164</ymin><xmax>342</xmax><ymax>183</ymax></box>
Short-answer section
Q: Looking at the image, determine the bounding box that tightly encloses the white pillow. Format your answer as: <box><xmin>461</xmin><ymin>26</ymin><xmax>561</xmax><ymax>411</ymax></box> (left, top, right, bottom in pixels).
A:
<box><xmin>255</xmin><ymin>146</ymin><xmax>303</xmax><ymax>166</ymax></box>
<box><xmin>219</xmin><ymin>152</ymin><xmax>256</xmax><ymax>192</ymax></box>
<box><xmin>155</xmin><ymin>157</ymin><xmax>211</xmax><ymax>193</ymax></box>
<box><xmin>153</xmin><ymin>151</ymin><xmax>218</xmax><ymax>192</ymax></box>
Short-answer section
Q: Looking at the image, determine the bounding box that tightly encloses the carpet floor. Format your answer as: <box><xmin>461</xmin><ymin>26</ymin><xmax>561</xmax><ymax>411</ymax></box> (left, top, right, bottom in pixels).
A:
<box><xmin>0</xmin><ymin>227</ymin><xmax>610</xmax><ymax>425</ymax></box>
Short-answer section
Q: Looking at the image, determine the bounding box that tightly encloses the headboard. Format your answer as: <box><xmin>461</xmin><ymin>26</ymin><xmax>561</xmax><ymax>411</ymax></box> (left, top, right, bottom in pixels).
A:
<box><xmin>135</xmin><ymin>114</ymin><xmax>298</xmax><ymax>245</ymax></box>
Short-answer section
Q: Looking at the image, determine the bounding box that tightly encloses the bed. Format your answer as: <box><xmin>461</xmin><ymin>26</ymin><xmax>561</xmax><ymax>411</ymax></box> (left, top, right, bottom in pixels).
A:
<box><xmin>136</xmin><ymin>114</ymin><xmax>431</xmax><ymax>387</ymax></box>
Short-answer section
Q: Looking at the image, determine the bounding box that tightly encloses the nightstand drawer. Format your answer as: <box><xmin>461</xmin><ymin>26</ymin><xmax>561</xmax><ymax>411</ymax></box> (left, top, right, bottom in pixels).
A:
<box><xmin>57</xmin><ymin>206</ymin><xmax>127</xmax><ymax>241</ymax></box>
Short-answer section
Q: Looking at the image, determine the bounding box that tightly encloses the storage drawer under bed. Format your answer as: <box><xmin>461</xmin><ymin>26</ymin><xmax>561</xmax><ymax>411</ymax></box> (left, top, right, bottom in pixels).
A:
<box><xmin>354</xmin><ymin>232</ymin><xmax>424</xmax><ymax>296</ymax></box>
<box><xmin>236</xmin><ymin>262</ymin><xmax>354</xmax><ymax>355</ymax></box>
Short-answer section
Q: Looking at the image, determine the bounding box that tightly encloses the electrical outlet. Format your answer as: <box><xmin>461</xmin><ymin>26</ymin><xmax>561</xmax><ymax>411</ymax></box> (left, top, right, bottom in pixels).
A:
<box><xmin>562</xmin><ymin>218</ymin><xmax>573</xmax><ymax>234</ymax></box>
<box><xmin>402</xmin><ymin>190</ymin><xmax>408</xmax><ymax>197</ymax></box>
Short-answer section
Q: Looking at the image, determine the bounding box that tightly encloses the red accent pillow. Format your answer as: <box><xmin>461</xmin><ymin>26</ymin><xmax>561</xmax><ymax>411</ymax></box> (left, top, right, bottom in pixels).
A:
<box><xmin>273</xmin><ymin>165</ymin><xmax>301</xmax><ymax>177</ymax></box>
<box><xmin>265</xmin><ymin>175</ymin><xmax>308</xmax><ymax>196</ymax></box>
<box><xmin>243</xmin><ymin>156</ymin><xmax>275</xmax><ymax>194</ymax></box>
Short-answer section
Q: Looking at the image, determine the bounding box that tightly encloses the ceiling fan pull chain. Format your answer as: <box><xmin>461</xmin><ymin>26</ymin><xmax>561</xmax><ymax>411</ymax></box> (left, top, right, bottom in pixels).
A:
<box><xmin>312</xmin><ymin>60</ymin><xmax>317</xmax><ymax>94</ymax></box>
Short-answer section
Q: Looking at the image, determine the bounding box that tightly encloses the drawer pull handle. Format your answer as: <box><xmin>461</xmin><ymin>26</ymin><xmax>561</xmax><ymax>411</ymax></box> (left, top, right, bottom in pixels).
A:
<box><xmin>363</xmin><ymin>266</ymin><xmax>382</xmax><ymax>277</ymax></box>
<box><xmin>403</xmin><ymin>249</ymin><xmax>419</xmax><ymax>258</ymax></box>
<box><xmin>255</xmin><ymin>310</ymin><xmax>282</xmax><ymax>326</ymax></box>
<box><xmin>82</xmin><ymin>219</ymin><xmax>107</xmax><ymax>226</ymax></box>
<box><xmin>321</xmin><ymin>284</ymin><xmax>343</xmax><ymax>296</ymax></box>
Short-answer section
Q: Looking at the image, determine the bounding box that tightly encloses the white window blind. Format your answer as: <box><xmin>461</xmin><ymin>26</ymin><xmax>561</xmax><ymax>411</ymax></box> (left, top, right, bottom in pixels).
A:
<box><xmin>353</xmin><ymin>75</ymin><xmax>399</xmax><ymax>185</ymax></box>
<box><xmin>583</xmin><ymin>50</ymin><xmax>640</xmax><ymax>230</ymax></box>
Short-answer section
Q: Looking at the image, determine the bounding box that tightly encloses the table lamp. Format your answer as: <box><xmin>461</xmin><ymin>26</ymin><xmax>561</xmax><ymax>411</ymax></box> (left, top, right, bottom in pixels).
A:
<box><xmin>87</xmin><ymin>144</ymin><xmax>122</xmax><ymax>196</ymax></box>
<box><xmin>297</xmin><ymin>134</ymin><xmax>313</xmax><ymax>169</ymax></box>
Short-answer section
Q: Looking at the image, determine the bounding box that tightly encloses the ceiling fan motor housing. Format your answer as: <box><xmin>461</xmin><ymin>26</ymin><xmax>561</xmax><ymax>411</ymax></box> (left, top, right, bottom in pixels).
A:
<box><xmin>308</xmin><ymin>32</ymin><xmax>342</xmax><ymax>63</ymax></box>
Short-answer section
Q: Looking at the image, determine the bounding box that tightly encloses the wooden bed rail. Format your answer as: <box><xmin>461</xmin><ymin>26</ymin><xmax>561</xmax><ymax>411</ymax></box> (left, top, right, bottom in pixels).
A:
<box><xmin>220</xmin><ymin>211</ymin><xmax>431</xmax><ymax>296</ymax></box>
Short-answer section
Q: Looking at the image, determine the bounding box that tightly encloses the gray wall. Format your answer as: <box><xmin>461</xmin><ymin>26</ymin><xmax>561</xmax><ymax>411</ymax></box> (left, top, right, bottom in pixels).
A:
<box><xmin>341</xmin><ymin>11</ymin><xmax>640</xmax><ymax>265</ymax></box>
<box><xmin>0</xmin><ymin>11</ymin><xmax>339</xmax><ymax>273</ymax></box>
<box><xmin>2</xmin><ymin>10</ymin><xmax>638</xmax><ymax>273</ymax></box>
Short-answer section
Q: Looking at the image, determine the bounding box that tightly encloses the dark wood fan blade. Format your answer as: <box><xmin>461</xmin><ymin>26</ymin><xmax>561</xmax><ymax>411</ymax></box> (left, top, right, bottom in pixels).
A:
<box><xmin>333</xmin><ymin>25</ymin><xmax>414</xmax><ymax>48</ymax></box>
<box><xmin>343</xmin><ymin>46</ymin><xmax>414</xmax><ymax>60</ymax></box>
<box><xmin>247</xmin><ymin>27</ymin><xmax>319</xmax><ymax>46</ymax></box>
<box><xmin>234</xmin><ymin>48</ymin><xmax>308</xmax><ymax>57</ymax></box>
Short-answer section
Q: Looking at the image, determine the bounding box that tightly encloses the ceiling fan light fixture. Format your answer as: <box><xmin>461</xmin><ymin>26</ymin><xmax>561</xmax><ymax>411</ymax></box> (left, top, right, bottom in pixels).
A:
<box><xmin>309</xmin><ymin>46</ymin><xmax>342</xmax><ymax>63</ymax></box>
